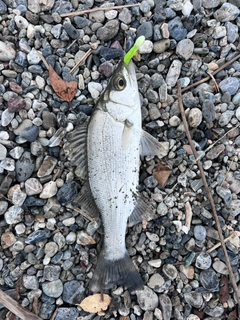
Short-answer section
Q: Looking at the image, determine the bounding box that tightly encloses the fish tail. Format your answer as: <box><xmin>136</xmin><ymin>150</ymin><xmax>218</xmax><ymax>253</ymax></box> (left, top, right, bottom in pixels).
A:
<box><xmin>89</xmin><ymin>251</ymin><xmax>143</xmax><ymax>292</ymax></box>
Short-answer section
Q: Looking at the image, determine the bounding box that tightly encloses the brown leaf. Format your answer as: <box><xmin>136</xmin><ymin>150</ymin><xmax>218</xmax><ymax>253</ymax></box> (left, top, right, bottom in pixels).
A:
<box><xmin>79</xmin><ymin>294</ymin><xmax>111</xmax><ymax>315</ymax></box>
<box><xmin>49</xmin><ymin>65</ymin><xmax>77</xmax><ymax>102</ymax></box>
<box><xmin>153</xmin><ymin>162</ymin><xmax>172</xmax><ymax>187</ymax></box>
<box><xmin>227</xmin><ymin>309</ymin><xmax>237</xmax><ymax>320</ymax></box>
<box><xmin>219</xmin><ymin>276</ymin><xmax>229</xmax><ymax>304</ymax></box>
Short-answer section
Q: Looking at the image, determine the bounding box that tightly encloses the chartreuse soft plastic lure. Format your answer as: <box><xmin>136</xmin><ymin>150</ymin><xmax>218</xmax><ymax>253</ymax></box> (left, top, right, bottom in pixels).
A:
<box><xmin>124</xmin><ymin>35</ymin><xmax>145</xmax><ymax>65</ymax></box>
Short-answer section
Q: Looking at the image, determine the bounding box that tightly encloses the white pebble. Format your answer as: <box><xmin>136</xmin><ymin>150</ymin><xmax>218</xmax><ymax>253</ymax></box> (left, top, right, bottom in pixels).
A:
<box><xmin>88</xmin><ymin>82</ymin><xmax>102</xmax><ymax>99</ymax></box>
<box><xmin>15</xmin><ymin>16</ymin><xmax>29</xmax><ymax>29</ymax></box>
<box><xmin>27</xmin><ymin>48</ymin><xmax>41</xmax><ymax>65</ymax></box>
<box><xmin>138</xmin><ymin>40</ymin><xmax>153</xmax><ymax>54</ymax></box>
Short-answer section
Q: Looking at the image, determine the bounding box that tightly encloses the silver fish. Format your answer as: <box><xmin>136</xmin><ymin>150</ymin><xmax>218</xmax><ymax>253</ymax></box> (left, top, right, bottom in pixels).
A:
<box><xmin>64</xmin><ymin>59</ymin><xmax>168</xmax><ymax>292</ymax></box>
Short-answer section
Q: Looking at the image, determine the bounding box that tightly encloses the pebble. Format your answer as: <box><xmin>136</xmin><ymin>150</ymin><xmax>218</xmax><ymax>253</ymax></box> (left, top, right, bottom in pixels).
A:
<box><xmin>15</xmin><ymin>151</ymin><xmax>35</xmax><ymax>182</ymax></box>
<box><xmin>63</xmin><ymin>23</ymin><xmax>79</xmax><ymax>39</ymax></box>
<box><xmin>5</xmin><ymin>206</ymin><xmax>23</xmax><ymax>225</ymax></box>
<box><xmin>202</xmin><ymin>0</ymin><xmax>220</xmax><ymax>8</ymax></box>
<box><xmin>188</xmin><ymin>108</ymin><xmax>202</xmax><ymax>127</ymax></box>
<box><xmin>136</xmin><ymin>286</ymin><xmax>159</xmax><ymax>311</ymax></box>
<box><xmin>119</xmin><ymin>8</ymin><xmax>132</xmax><ymax>24</ymax></box>
<box><xmin>20</xmin><ymin>125</ymin><xmax>39</xmax><ymax>142</ymax></box>
<box><xmin>136</xmin><ymin>22</ymin><xmax>153</xmax><ymax>40</ymax></box>
<box><xmin>57</xmin><ymin>181</ymin><xmax>78</xmax><ymax>204</ymax></box>
<box><xmin>15</xmin><ymin>15</ymin><xmax>29</xmax><ymax>29</ymax></box>
<box><xmin>0</xmin><ymin>41</ymin><xmax>16</xmax><ymax>61</ymax></box>
<box><xmin>8</xmin><ymin>97</ymin><xmax>26</xmax><ymax>113</ymax></box>
<box><xmin>168</xmin><ymin>17</ymin><xmax>187</xmax><ymax>41</ymax></box>
<box><xmin>206</xmin><ymin>144</ymin><xmax>225</xmax><ymax>160</ymax></box>
<box><xmin>162</xmin><ymin>264</ymin><xmax>178</xmax><ymax>280</ymax></box>
<box><xmin>88</xmin><ymin>82</ymin><xmax>102</xmax><ymax>99</ymax></box>
<box><xmin>212</xmin><ymin>260</ymin><xmax>229</xmax><ymax>275</ymax></box>
<box><xmin>184</xmin><ymin>292</ymin><xmax>203</xmax><ymax>308</ymax></box>
<box><xmin>216</xmin><ymin>186</ymin><xmax>232</xmax><ymax>207</ymax></box>
<box><xmin>0</xmin><ymin>144</ymin><xmax>7</xmax><ymax>160</ymax></box>
<box><xmin>25</xmin><ymin>178</ymin><xmax>43</xmax><ymax>195</ymax></box>
<box><xmin>231</xmin><ymin>199</ymin><xmax>240</xmax><ymax>216</ymax></box>
<box><xmin>96</xmin><ymin>20</ymin><xmax>119</xmax><ymax>41</ymax></box>
<box><xmin>74</xmin><ymin>16</ymin><xmax>91</xmax><ymax>28</ymax></box>
<box><xmin>1</xmin><ymin>109</ymin><xmax>15</xmax><ymax>127</ymax></box>
<box><xmin>202</xmin><ymin>100</ymin><xmax>216</xmax><ymax>124</ymax></box>
<box><xmin>42</xmin><ymin>279</ymin><xmax>63</xmax><ymax>298</ymax></box>
<box><xmin>62</xmin><ymin>280</ymin><xmax>85</xmax><ymax>304</ymax></box>
<box><xmin>1</xmin><ymin>232</ymin><xmax>16</xmax><ymax>249</ymax></box>
<box><xmin>40</xmin><ymin>181</ymin><xmax>58</xmax><ymax>199</ymax></box>
<box><xmin>200</xmin><ymin>269</ymin><xmax>219</xmax><ymax>291</ymax></box>
<box><xmin>27</xmin><ymin>49</ymin><xmax>41</xmax><ymax>65</ymax></box>
<box><xmin>37</xmin><ymin>156</ymin><xmax>57</xmax><ymax>178</ymax></box>
<box><xmin>195</xmin><ymin>252</ymin><xmax>212</xmax><ymax>270</ymax></box>
<box><xmin>0</xmin><ymin>0</ymin><xmax>7</xmax><ymax>14</ymax></box>
<box><xmin>166</xmin><ymin>60</ymin><xmax>182</xmax><ymax>87</ymax></box>
<box><xmin>214</xmin><ymin>3</ymin><xmax>239</xmax><ymax>22</ymax></box>
<box><xmin>176</xmin><ymin>39</ymin><xmax>194</xmax><ymax>60</ymax></box>
<box><xmin>55</xmin><ymin>308</ymin><xmax>79</xmax><ymax>320</ymax></box>
<box><xmin>138</xmin><ymin>40</ymin><xmax>153</xmax><ymax>54</ymax></box>
<box><xmin>23</xmin><ymin>275</ymin><xmax>39</xmax><ymax>290</ymax></box>
<box><xmin>148</xmin><ymin>273</ymin><xmax>164</xmax><ymax>291</ymax></box>
<box><xmin>153</xmin><ymin>39</ymin><xmax>170</xmax><ymax>53</ymax></box>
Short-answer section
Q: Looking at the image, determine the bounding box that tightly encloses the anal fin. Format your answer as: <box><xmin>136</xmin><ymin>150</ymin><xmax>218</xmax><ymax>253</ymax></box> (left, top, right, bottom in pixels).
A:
<box><xmin>140</xmin><ymin>130</ymin><xmax>169</xmax><ymax>159</ymax></box>
<box><xmin>128</xmin><ymin>196</ymin><xmax>157</xmax><ymax>227</ymax></box>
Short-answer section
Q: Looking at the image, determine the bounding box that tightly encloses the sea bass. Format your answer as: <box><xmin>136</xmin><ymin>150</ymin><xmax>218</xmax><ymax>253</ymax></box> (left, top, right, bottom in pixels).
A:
<box><xmin>64</xmin><ymin>56</ymin><xmax>168</xmax><ymax>292</ymax></box>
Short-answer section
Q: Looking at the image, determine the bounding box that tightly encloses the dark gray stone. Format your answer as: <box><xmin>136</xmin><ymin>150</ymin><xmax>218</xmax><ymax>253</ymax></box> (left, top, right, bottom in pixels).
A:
<box><xmin>55</xmin><ymin>307</ymin><xmax>79</xmax><ymax>320</ymax></box>
<box><xmin>63</xmin><ymin>23</ymin><xmax>79</xmax><ymax>39</ymax></box>
<box><xmin>14</xmin><ymin>51</ymin><xmax>28</xmax><ymax>68</ymax></box>
<box><xmin>200</xmin><ymin>269</ymin><xmax>219</xmax><ymax>291</ymax></box>
<box><xmin>202</xmin><ymin>100</ymin><xmax>216</xmax><ymax>124</ymax></box>
<box><xmin>219</xmin><ymin>77</ymin><xmax>239</xmax><ymax>95</ymax></box>
<box><xmin>15</xmin><ymin>151</ymin><xmax>35</xmax><ymax>182</ymax></box>
<box><xmin>62</xmin><ymin>280</ymin><xmax>85</xmax><ymax>305</ymax></box>
<box><xmin>168</xmin><ymin>17</ymin><xmax>187</xmax><ymax>41</ymax></box>
<box><xmin>25</xmin><ymin>229</ymin><xmax>51</xmax><ymax>244</ymax></box>
<box><xmin>20</xmin><ymin>125</ymin><xmax>39</xmax><ymax>142</ymax></box>
<box><xmin>74</xmin><ymin>16</ymin><xmax>91</xmax><ymax>28</ymax></box>
<box><xmin>136</xmin><ymin>21</ymin><xmax>153</xmax><ymax>39</ymax></box>
<box><xmin>0</xmin><ymin>0</ymin><xmax>7</xmax><ymax>14</ymax></box>
<box><xmin>57</xmin><ymin>181</ymin><xmax>79</xmax><ymax>204</ymax></box>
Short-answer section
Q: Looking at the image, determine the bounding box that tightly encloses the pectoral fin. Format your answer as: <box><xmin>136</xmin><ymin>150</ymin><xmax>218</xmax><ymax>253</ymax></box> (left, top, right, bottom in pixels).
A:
<box><xmin>140</xmin><ymin>130</ymin><xmax>169</xmax><ymax>158</ymax></box>
<box><xmin>63</xmin><ymin>120</ymin><xmax>88</xmax><ymax>180</ymax></box>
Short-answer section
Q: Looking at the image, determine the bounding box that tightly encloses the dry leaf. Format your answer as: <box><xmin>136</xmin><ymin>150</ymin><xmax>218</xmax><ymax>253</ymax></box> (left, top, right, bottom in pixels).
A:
<box><xmin>219</xmin><ymin>276</ymin><xmax>229</xmax><ymax>304</ymax></box>
<box><xmin>79</xmin><ymin>294</ymin><xmax>111</xmax><ymax>315</ymax></box>
<box><xmin>49</xmin><ymin>65</ymin><xmax>77</xmax><ymax>102</ymax></box>
<box><xmin>153</xmin><ymin>163</ymin><xmax>172</xmax><ymax>187</ymax></box>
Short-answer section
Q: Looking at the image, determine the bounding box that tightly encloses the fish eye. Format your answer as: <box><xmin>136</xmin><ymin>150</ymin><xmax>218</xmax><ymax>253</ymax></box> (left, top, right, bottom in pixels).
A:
<box><xmin>113</xmin><ymin>76</ymin><xmax>126</xmax><ymax>91</ymax></box>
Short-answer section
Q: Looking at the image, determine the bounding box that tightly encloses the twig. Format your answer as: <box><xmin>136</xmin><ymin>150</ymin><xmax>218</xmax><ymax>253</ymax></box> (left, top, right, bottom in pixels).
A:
<box><xmin>0</xmin><ymin>289</ymin><xmax>41</xmax><ymax>320</ymax></box>
<box><xmin>208</xmin><ymin>71</ymin><xmax>219</xmax><ymax>92</ymax></box>
<box><xmin>177</xmin><ymin>81</ymin><xmax>240</xmax><ymax>306</ymax></box>
<box><xmin>182</xmin><ymin>53</ymin><xmax>240</xmax><ymax>93</ymax></box>
<box><xmin>50</xmin><ymin>308</ymin><xmax>58</xmax><ymax>320</ymax></box>
<box><xmin>207</xmin><ymin>232</ymin><xmax>237</xmax><ymax>253</ymax></box>
<box><xmin>70</xmin><ymin>48</ymin><xmax>92</xmax><ymax>74</ymax></box>
<box><xmin>60</xmin><ymin>3</ymin><xmax>141</xmax><ymax>17</ymax></box>
<box><xmin>35</xmin><ymin>51</ymin><xmax>49</xmax><ymax>70</ymax></box>
<box><xmin>73</xmin><ymin>207</ymin><xmax>94</xmax><ymax>222</ymax></box>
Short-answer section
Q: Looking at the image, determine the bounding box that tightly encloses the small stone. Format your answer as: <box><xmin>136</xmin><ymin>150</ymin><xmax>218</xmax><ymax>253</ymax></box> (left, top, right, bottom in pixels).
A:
<box><xmin>20</xmin><ymin>125</ymin><xmax>39</xmax><ymax>142</ymax></box>
<box><xmin>42</xmin><ymin>111</ymin><xmax>57</xmax><ymax>130</ymax></box>
<box><xmin>9</xmin><ymin>185</ymin><xmax>26</xmax><ymax>206</ymax></box>
<box><xmin>179</xmin><ymin>265</ymin><xmax>194</xmax><ymax>279</ymax></box>
<box><xmin>99</xmin><ymin>61</ymin><xmax>114</xmax><ymax>77</ymax></box>
<box><xmin>148</xmin><ymin>274</ymin><xmax>165</xmax><ymax>291</ymax></box>
<box><xmin>212</xmin><ymin>260</ymin><xmax>229</xmax><ymax>275</ymax></box>
<box><xmin>55</xmin><ymin>308</ymin><xmax>79</xmax><ymax>320</ymax></box>
<box><xmin>42</xmin><ymin>279</ymin><xmax>63</xmax><ymax>298</ymax></box>
<box><xmin>148</xmin><ymin>259</ymin><xmax>162</xmax><ymax>268</ymax></box>
<box><xmin>0</xmin><ymin>41</ymin><xmax>16</xmax><ymax>61</ymax></box>
<box><xmin>119</xmin><ymin>8</ymin><xmax>132</xmax><ymax>24</ymax></box>
<box><xmin>27</xmin><ymin>49</ymin><xmax>41</xmax><ymax>65</ymax></box>
<box><xmin>105</xmin><ymin>9</ymin><xmax>118</xmax><ymax>20</ymax></box>
<box><xmin>136</xmin><ymin>286</ymin><xmax>158</xmax><ymax>311</ymax></box>
<box><xmin>37</xmin><ymin>156</ymin><xmax>58</xmax><ymax>178</ymax></box>
<box><xmin>8</xmin><ymin>97</ymin><xmax>26</xmax><ymax>113</ymax></box>
<box><xmin>0</xmin><ymin>158</ymin><xmax>15</xmax><ymax>171</ymax></box>
<box><xmin>204</xmin><ymin>305</ymin><xmax>224</xmax><ymax>317</ymax></box>
<box><xmin>74</xmin><ymin>16</ymin><xmax>91</xmax><ymax>28</ymax></box>
<box><xmin>25</xmin><ymin>178</ymin><xmax>43</xmax><ymax>195</ymax></box>
<box><xmin>188</xmin><ymin>108</ymin><xmax>202</xmax><ymax>127</ymax></box>
<box><xmin>182</xmin><ymin>0</ymin><xmax>193</xmax><ymax>16</ymax></box>
<box><xmin>138</xmin><ymin>40</ymin><xmax>153</xmax><ymax>54</ymax></box>
<box><xmin>226</xmin><ymin>21</ymin><xmax>238</xmax><ymax>43</ymax></box>
<box><xmin>212</xmin><ymin>26</ymin><xmax>226</xmax><ymax>39</ymax></box>
<box><xmin>218</xmin><ymin>110</ymin><xmax>234</xmax><ymax>126</ymax></box>
<box><xmin>194</xmin><ymin>226</ymin><xmax>206</xmax><ymax>241</ymax></box>
<box><xmin>2</xmin><ymin>70</ymin><xmax>17</xmax><ymax>78</ymax></box>
<box><xmin>5</xmin><ymin>206</ymin><xmax>23</xmax><ymax>225</ymax></box>
<box><xmin>96</xmin><ymin>20</ymin><xmax>119</xmax><ymax>41</ymax></box>
<box><xmin>62</xmin><ymin>280</ymin><xmax>85</xmax><ymax>305</ymax></box>
<box><xmin>23</xmin><ymin>275</ymin><xmax>39</xmax><ymax>290</ymax></box>
<box><xmin>159</xmin><ymin>294</ymin><xmax>172</xmax><ymax>320</ymax></box>
<box><xmin>100</xmin><ymin>47</ymin><xmax>124</xmax><ymax>61</ymax></box>
<box><xmin>44</xmin><ymin>242</ymin><xmax>58</xmax><ymax>257</ymax></box>
<box><xmin>206</xmin><ymin>144</ymin><xmax>225</xmax><ymax>160</ymax></box>
<box><xmin>184</xmin><ymin>292</ymin><xmax>203</xmax><ymax>308</ymax></box>
<box><xmin>63</xmin><ymin>23</ymin><xmax>79</xmax><ymax>39</ymax></box>
<box><xmin>176</xmin><ymin>39</ymin><xmax>194</xmax><ymax>60</ymax></box>
<box><xmin>216</xmin><ymin>186</ymin><xmax>232</xmax><ymax>207</ymax></box>
<box><xmin>195</xmin><ymin>252</ymin><xmax>212</xmax><ymax>270</ymax></box>
<box><xmin>200</xmin><ymin>269</ymin><xmax>219</xmax><ymax>291</ymax></box>
<box><xmin>9</xmin><ymin>82</ymin><xmax>23</xmax><ymax>94</ymax></box>
<box><xmin>1</xmin><ymin>109</ymin><xmax>15</xmax><ymax>127</ymax></box>
<box><xmin>57</xmin><ymin>181</ymin><xmax>78</xmax><ymax>204</ymax></box>
<box><xmin>202</xmin><ymin>0</ymin><xmax>220</xmax><ymax>8</ymax></box>
<box><xmin>88</xmin><ymin>82</ymin><xmax>102</xmax><ymax>99</ymax></box>
<box><xmin>202</xmin><ymin>100</ymin><xmax>216</xmax><ymax>124</ymax></box>
<box><xmin>40</xmin><ymin>181</ymin><xmax>58</xmax><ymax>199</ymax></box>
<box><xmin>166</xmin><ymin>60</ymin><xmax>182</xmax><ymax>87</ymax></box>
<box><xmin>14</xmin><ymin>51</ymin><xmax>28</xmax><ymax>67</ymax></box>
<box><xmin>230</xmin><ymin>199</ymin><xmax>240</xmax><ymax>216</ymax></box>
<box><xmin>162</xmin><ymin>264</ymin><xmax>178</xmax><ymax>280</ymax></box>
<box><xmin>0</xmin><ymin>201</ymin><xmax>8</xmax><ymax>215</ymax></box>
<box><xmin>1</xmin><ymin>232</ymin><xmax>16</xmax><ymax>249</ymax></box>
<box><xmin>0</xmin><ymin>0</ymin><xmax>7</xmax><ymax>14</ymax></box>
<box><xmin>89</xmin><ymin>10</ymin><xmax>105</xmax><ymax>23</ymax></box>
<box><xmin>0</xmin><ymin>144</ymin><xmax>7</xmax><ymax>160</ymax></box>
<box><xmin>15</xmin><ymin>15</ymin><xmax>29</xmax><ymax>29</ymax></box>
<box><xmin>168</xmin><ymin>17</ymin><xmax>187</xmax><ymax>41</ymax></box>
<box><xmin>28</xmin><ymin>0</ymin><xmax>40</xmax><ymax>13</ymax></box>
<box><xmin>16</xmin><ymin>151</ymin><xmax>35</xmax><ymax>183</ymax></box>
<box><xmin>14</xmin><ymin>119</ymin><xmax>32</xmax><ymax>136</ymax></box>
<box><xmin>214</xmin><ymin>3</ymin><xmax>239</xmax><ymax>22</ymax></box>
<box><xmin>136</xmin><ymin>22</ymin><xmax>153</xmax><ymax>40</ymax></box>
<box><xmin>25</xmin><ymin>229</ymin><xmax>51</xmax><ymax>244</ymax></box>
<box><xmin>153</xmin><ymin>39</ymin><xmax>170</xmax><ymax>53</ymax></box>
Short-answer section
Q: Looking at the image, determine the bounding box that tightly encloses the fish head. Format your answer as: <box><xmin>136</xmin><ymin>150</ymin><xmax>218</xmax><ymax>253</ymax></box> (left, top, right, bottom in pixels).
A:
<box><xmin>99</xmin><ymin>59</ymin><xmax>140</xmax><ymax>122</ymax></box>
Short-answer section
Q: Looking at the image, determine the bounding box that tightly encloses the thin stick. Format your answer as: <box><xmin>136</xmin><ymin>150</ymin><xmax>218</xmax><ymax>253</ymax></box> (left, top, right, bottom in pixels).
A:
<box><xmin>0</xmin><ymin>289</ymin><xmax>41</xmax><ymax>320</ymax></box>
<box><xmin>177</xmin><ymin>80</ymin><xmax>240</xmax><ymax>305</ymax></box>
<box><xmin>208</xmin><ymin>71</ymin><xmax>219</xmax><ymax>92</ymax></box>
<box><xmin>35</xmin><ymin>51</ymin><xmax>49</xmax><ymax>70</ymax></box>
<box><xmin>73</xmin><ymin>207</ymin><xmax>94</xmax><ymax>222</ymax></box>
<box><xmin>60</xmin><ymin>3</ymin><xmax>141</xmax><ymax>17</ymax></box>
<box><xmin>207</xmin><ymin>232</ymin><xmax>237</xmax><ymax>253</ymax></box>
<box><xmin>182</xmin><ymin>53</ymin><xmax>240</xmax><ymax>93</ymax></box>
<box><xmin>70</xmin><ymin>48</ymin><xmax>92</xmax><ymax>74</ymax></box>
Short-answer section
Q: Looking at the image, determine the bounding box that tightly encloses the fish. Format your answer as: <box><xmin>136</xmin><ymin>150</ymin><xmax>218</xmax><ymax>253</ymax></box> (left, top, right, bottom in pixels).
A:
<box><xmin>64</xmin><ymin>57</ymin><xmax>169</xmax><ymax>292</ymax></box>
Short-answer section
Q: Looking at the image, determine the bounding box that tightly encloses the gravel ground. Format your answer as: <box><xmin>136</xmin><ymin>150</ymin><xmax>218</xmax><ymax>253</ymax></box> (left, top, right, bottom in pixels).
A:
<box><xmin>0</xmin><ymin>0</ymin><xmax>240</xmax><ymax>319</ymax></box>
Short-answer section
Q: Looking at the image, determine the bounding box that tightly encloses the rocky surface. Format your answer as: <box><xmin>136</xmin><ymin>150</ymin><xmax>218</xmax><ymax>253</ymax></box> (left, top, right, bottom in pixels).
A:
<box><xmin>0</xmin><ymin>0</ymin><xmax>240</xmax><ymax>319</ymax></box>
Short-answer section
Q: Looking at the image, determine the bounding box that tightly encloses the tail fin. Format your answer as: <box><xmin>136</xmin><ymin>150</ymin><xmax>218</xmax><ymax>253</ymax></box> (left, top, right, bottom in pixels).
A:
<box><xmin>89</xmin><ymin>252</ymin><xmax>143</xmax><ymax>292</ymax></box>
